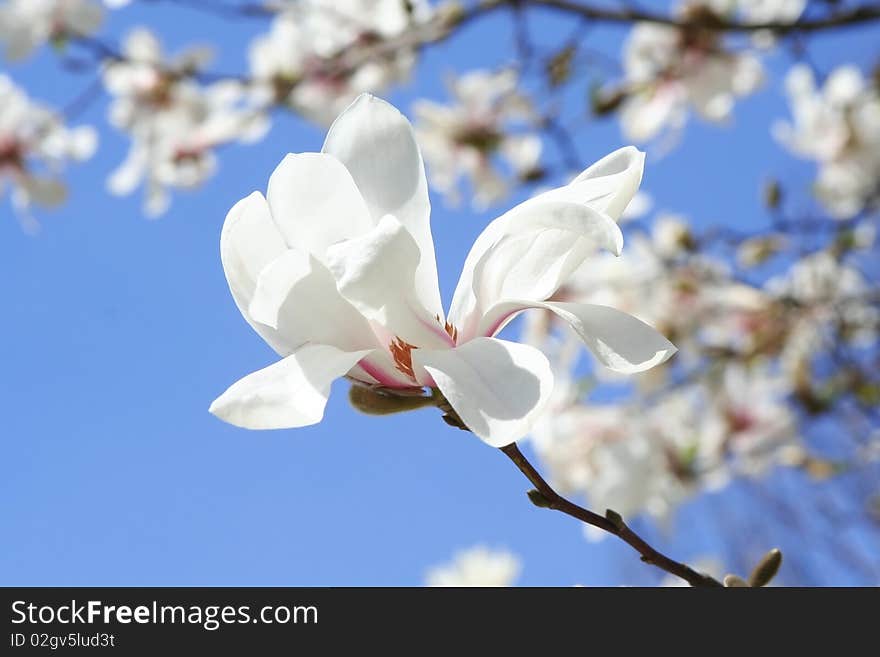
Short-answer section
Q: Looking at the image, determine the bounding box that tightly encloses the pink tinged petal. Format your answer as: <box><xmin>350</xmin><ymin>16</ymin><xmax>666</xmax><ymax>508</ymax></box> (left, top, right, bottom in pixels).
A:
<box><xmin>448</xmin><ymin>200</ymin><xmax>623</xmax><ymax>340</ymax></box>
<box><xmin>357</xmin><ymin>350</ymin><xmax>420</xmax><ymax>388</ymax></box>
<box><xmin>209</xmin><ymin>344</ymin><xmax>372</xmax><ymax>430</ymax></box>
<box><xmin>248</xmin><ymin>248</ymin><xmax>378</xmax><ymax>353</ymax></box>
<box><xmin>219</xmin><ymin>191</ymin><xmax>292</xmax><ymax>355</ymax></box>
<box><xmin>325</xmin><ymin>214</ymin><xmax>453</xmax><ymax>349</ymax></box>
<box><xmin>266</xmin><ymin>152</ymin><xmax>374</xmax><ymax>257</ymax></box>
<box><xmin>412</xmin><ymin>338</ymin><xmax>554</xmax><ymax>448</ymax></box>
<box><xmin>530</xmin><ymin>146</ymin><xmax>645</xmax><ymax>221</ymax></box>
<box><xmin>480</xmin><ymin>300</ymin><xmax>677</xmax><ymax>374</ymax></box>
<box><xmin>322</xmin><ymin>94</ymin><xmax>443</xmax><ymax>320</ymax></box>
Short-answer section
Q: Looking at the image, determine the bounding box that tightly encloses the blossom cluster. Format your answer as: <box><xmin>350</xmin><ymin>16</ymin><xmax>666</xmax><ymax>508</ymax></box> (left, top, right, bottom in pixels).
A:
<box><xmin>523</xmin><ymin>205</ymin><xmax>879</xmax><ymax>529</ymax></box>
<box><xmin>774</xmin><ymin>64</ymin><xmax>880</xmax><ymax>218</ymax></box>
<box><xmin>612</xmin><ymin>1</ymin><xmax>767</xmax><ymax>146</ymax></box>
<box><xmin>413</xmin><ymin>69</ymin><xmax>542</xmax><ymax>208</ymax></box>
<box><xmin>2</xmin><ymin>0</ymin><xmax>877</xmax><ymax>224</ymax></box>
<box><xmin>249</xmin><ymin>0</ymin><xmax>431</xmax><ymax>126</ymax></box>
<box><xmin>103</xmin><ymin>29</ymin><xmax>267</xmax><ymax>216</ymax></box>
<box><xmin>0</xmin><ymin>0</ymin><xmax>127</xmax><ymax>61</ymax></box>
<box><xmin>0</xmin><ymin>74</ymin><xmax>96</xmax><ymax>232</ymax></box>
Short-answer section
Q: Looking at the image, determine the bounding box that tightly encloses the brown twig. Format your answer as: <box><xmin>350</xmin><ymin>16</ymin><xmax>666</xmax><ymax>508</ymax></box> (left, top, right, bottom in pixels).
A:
<box><xmin>78</xmin><ymin>1</ymin><xmax>880</xmax><ymax>88</ymax></box>
<box><xmin>437</xmin><ymin>399</ymin><xmax>722</xmax><ymax>586</ymax></box>
<box><xmin>499</xmin><ymin>442</ymin><xmax>724</xmax><ymax>587</ymax></box>
<box><xmin>528</xmin><ymin>0</ymin><xmax>880</xmax><ymax>34</ymax></box>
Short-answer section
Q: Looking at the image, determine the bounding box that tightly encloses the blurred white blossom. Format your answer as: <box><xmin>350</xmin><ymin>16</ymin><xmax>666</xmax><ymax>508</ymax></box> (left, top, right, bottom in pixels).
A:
<box><xmin>0</xmin><ymin>0</ymin><xmax>105</xmax><ymax>61</ymax></box>
<box><xmin>737</xmin><ymin>0</ymin><xmax>805</xmax><ymax>46</ymax></box>
<box><xmin>620</xmin><ymin>190</ymin><xmax>653</xmax><ymax>222</ymax></box>
<box><xmin>425</xmin><ymin>546</ymin><xmax>521</xmax><ymax>587</ymax></box>
<box><xmin>617</xmin><ymin>2</ymin><xmax>763</xmax><ymax>144</ymax></box>
<box><xmin>519</xmin><ymin>204</ymin><xmax>852</xmax><ymax>527</ymax></box>
<box><xmin>248</xmin><ymin>0</ymin><xmax>430</xmax><ymax>125</ymax></box>
<box><xmin>104</xmin><ymin>28</ymin><xmax>267</xmax><ymax>217</ymax></box>
<box><xmin>737</xmin><ymin>0</ymin><xmax>805</xmax><ymax>24</ymax></box>
<box><xmin>774</xmin><ymin>64</ymin><xmax>880</xmax><ymax>218</ymax></box>
<box><xmin>414</xmin><ymin>70</ymin><xmax>542</xmax><ymax>208</ymax></box>
<box><xmin>529</xmin><ymin>361</ymin><xmax>795</xmax><ymax>531</ymax></box>
<box><xmin>766</xmin><ymin>251</ymin><xmax>879</xmax><ymax>377</ymax></box>
<box><xmin>0</xmin><ymin>75</ymin><xmax>96</xmax><ymax>231</ymax></box>
<box><xmin>530</xmin><ymin>387</ymin><xmax>687</xmax><ymax>531</ymax></box>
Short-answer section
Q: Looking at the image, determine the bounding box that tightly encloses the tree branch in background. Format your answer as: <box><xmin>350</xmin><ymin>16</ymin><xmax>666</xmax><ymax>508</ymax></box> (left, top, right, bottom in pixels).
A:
<box><xmin>527</xmin><ymin>0</ymin><xmax>880</xmax><ymax>33</ymax></box>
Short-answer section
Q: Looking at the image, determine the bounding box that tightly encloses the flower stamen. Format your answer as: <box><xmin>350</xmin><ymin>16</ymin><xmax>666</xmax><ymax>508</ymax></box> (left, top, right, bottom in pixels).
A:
<box><xmin>435</xmin><ymin>314</ymin><xmax>459</xmax><ymax>345</ymax></box>
<box><xmin>390</xmin><ymin>336</ymin><xmax>416</xmax><ymax>380</ymax></box>
<box><xmin>444</xmin><ymin>320</ymin><xmax>459</xmax><ymax>344</ymax></box>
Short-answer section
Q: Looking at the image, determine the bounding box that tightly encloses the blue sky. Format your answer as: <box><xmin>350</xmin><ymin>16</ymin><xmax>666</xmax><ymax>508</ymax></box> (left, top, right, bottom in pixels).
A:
<box><xmin>2</xmin><ymin>1</ymin><xmax>878</xmax><ymax>586</ymax></box>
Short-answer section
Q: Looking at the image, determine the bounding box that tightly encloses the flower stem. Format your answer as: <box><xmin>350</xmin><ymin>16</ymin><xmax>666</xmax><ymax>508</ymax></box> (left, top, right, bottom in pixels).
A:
<box><xmin>429</xmin><ymin>391</ymin><xmax>722</xmax><ymax>586</ymax></box>
<box><xmin>499</xmin><ymin>442</ymin><xmax>723</xmax><ymax>587</ymax></box>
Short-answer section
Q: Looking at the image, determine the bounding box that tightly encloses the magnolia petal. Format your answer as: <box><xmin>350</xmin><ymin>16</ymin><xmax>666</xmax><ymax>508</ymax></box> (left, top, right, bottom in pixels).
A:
<box><xmin>412</xmin><ymin>338</ymin><xmax>554</xmax><ymax>447</ymax></box>
<box><xmin>355</xmin><ymin>349</ymin><xmax>421</xmax><ymax>388</ymax></box>
<box><xmin>448</xmin><ymin>200</ymin><xmax>623</xmax><ymax>340</ymax></box>
<box><xmin>249</xmin><ymin>248</ymin><xmax>377</xmax><ymax>352</ymax></box>
<box><xmin>209</xmin><ymin>344</ymin><xmax>371</xmax><ymax>429</ymax></box>
<box><xmin>266</xmin><ymin>152</ymin><xmax>373</xmax><ymax>257</ymax></box>
<box><xmin>481</xmin><ymin>300</ymin><xmax>677</xmax><ymax>373</ymax></box>
<box><xmin>530</xmin><ymin>146</ymin><xmax>645</xmax><ymax>221</ymax></box>
<box><xmin>322</xmin><ymin>94</ymin><xmax>443</xmax><ymax>319</ymax></box>
<box><xmin>325</xmin><ymin>214</ymin><xmax>452</xmax><ymax>349</ymax></box>
<box><xmin>220</xmin><ymin>191</ymin><xmax>291</xmax><ymax>355</ymax></box>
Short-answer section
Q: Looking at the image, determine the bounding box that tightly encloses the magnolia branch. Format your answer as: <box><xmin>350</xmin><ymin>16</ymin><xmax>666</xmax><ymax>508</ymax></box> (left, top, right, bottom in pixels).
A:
<box><xmin>314</xmin><ymin>0</ymin><xmax>880</xmax><ymax>74</ymax></box>
<box><xmin>61</xmin><ymin>0</ymin><xmax>880</xmax><ymax>127</ymax></box>
<box><xmin>90</xmin><ymin>0</ymin><xmax>880</xmax><ymax>79</ymax></box>
<box><xmin>525</xmin><ymin>0</ymin><xmax>880</xmax><ymax>33</ymax></box>
<box><xmin>430</xmin><ymin>397</ymin><xmax>723</xmax><ymax>586</ymax></box>
<box><xmin>137</xmin><ymin>0</ymin><xmax>880</xmax><ymax>36</ymax></box>
<box><xmin>499</xmin><ymin>442</ymin><xmax>725</xmax><ymax>587</ymax></box>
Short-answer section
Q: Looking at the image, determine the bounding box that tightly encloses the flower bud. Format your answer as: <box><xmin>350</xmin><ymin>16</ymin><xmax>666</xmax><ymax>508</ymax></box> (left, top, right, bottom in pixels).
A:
<box><xmin>348</xmin><ymin>384</ymin><xmax>435</xmax><ymax>416</ymax></box>
<box><xmin>748</xmin><ymin>548</ymin><xmax>782</xmax><ymax>587</ymax></box>
<box><xmin>527</xmin><ymin>489</ymin><xmax>554</xmax><ymax>508</ymax></box>
<box><xmin>723</xmin><ymin>574</ymin><xmax>749</xmax><ymax>587</ymax></box>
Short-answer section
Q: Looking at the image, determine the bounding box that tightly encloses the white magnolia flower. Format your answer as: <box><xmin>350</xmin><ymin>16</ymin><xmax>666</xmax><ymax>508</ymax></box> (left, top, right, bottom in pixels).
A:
<box><xmin>0</xmin><ymin>74</ymin><xmax>96</xmax><ymax>231</ymax></box>
<box><xmin>774</xmin><ymin>64</ymin><xmax>880</xmax><ymax>218</ymax></box>
<box><xmin>618</xmin><ymin>3</ymin><xmax>763</xmax><ymax>144</ymax></box>
<box><xmin>105</xmin><ymin>29</ymin><xmax>266</xmax><ymax>217</ymax></box>
<box><xmin>425</xmin><ymin>546</ymin><xmax>521</xmax><ymax>587</ymax></box>
<box><xmin>0</xmin><ymin>0</ymin><xmax>103</xmax><ymax>61</ymax></box>
<box><xmin>414</xmin><ymin>70</ymin><xmax>542</xmax><ymax>209</ymax></box>
<box><xmin>248</xmin><ymin>0</ymin><xmax>430</xmax><ymax>125</ymax></box>
<box><xmin>210</xmin><ymin>94</ymin><xmax>675</xmax><ymax>447</ymax></box>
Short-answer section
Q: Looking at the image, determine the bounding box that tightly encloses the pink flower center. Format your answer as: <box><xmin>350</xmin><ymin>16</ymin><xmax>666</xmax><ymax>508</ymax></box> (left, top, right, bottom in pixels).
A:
<box><xmin>0</xmin><ymin>136</ymin><xmax>24</xmax><ymax>173</ymax></box>
<box><xmin>726</xmin><ymin>408</ymin><xmax>756</xmax><ymax>433</ymax></box>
